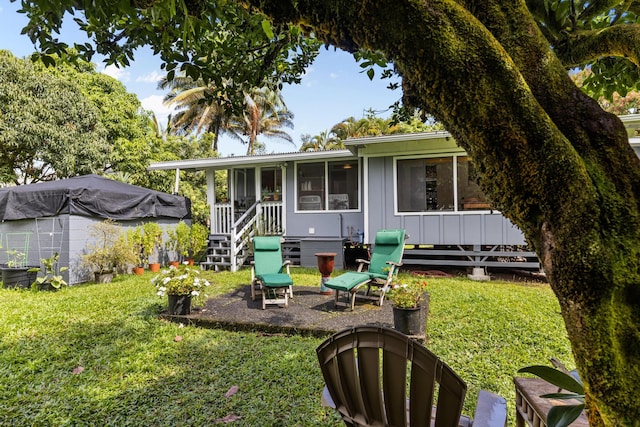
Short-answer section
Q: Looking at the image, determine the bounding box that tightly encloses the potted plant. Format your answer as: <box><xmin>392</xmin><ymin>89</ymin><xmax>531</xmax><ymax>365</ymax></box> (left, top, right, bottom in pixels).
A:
<box><xmin>388</xmin><ymin>279</ymin><xmax>430</xmax><ymax>336</ymax></box>
<box><xmin>185</xmin><ymin>223</ymin><xmax>209</xmax><ymax>265</ymax></box>
<box><xmin>2</xmin><ymin>249</ymin><xmax>38</xmax><ymax>289</ymax></box>
<box><xmin>30</xmin><ymin>252</ymin><xmax>68</xmax><ymax>290</ymax></box>
<box><xmin>166</xmin><ymin>221</ymin><xmax>190</xmax><ymax>265</ymax></box>
<box><xmin>83</xmin><ymin>220</ymin><xmax>136</xmax><ymax>283</ymax></box>
<box><xmin>261</xmin><ymin>187</ymin><xmax>272</xmax><ymax>201</ymax></box>
<box><xmin>152</xmin><ymin>264</ymin><xmax>210</xmax><ymax>315</ymax></box>
<box><xmin>142</xmin><ymin>222</ymin><xmax>163</xmax><ymax>271</ymax></box>
<box><xmin>518</xmin><ymin>359</ymin><xmax>585</xmax><ymax>427</ymax></box>
<box><xmin>273</xmin><ymin>186</ymin><xmax>281</xmax><ymax>201</ymax></box>
<box><xmin>127</xmin><ymin>226</ymin><xmax>146</xmax><ymax>275</ymax></box>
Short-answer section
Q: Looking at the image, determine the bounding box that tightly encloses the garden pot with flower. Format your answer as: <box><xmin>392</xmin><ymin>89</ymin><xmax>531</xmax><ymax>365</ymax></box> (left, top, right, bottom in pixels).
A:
<box><xmin>152</xmin><ymin>264</ymin><xmax>210</xmax><ymax>315</ymax></box>
<box><xmin>388</xmin><ymin>279</ymin><xmax>429</xmax><ymax>337</ymax></box>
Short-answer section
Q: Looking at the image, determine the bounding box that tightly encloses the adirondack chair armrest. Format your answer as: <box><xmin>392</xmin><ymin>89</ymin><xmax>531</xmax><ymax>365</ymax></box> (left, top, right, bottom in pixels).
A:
<box><xmin>470</xmin><ymin>390</ymin><xmax>507</xmax><ymax>427</ymax></box>
<box><xmin>356</xmin><ymin>259</ymin><xmax>370</xmax><ymax>272</ymax></box>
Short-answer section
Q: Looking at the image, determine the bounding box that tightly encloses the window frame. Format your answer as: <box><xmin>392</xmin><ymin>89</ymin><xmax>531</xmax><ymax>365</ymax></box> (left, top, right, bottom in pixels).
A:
<box><xmin>393</xmin><ymin>154</ymin><xmax>490</xmax><ymax>215</ymax></box>
<box><xmin>294</xmin><ymin>159</ymin><xmax>360</xmax><ymax>213</ymax></box>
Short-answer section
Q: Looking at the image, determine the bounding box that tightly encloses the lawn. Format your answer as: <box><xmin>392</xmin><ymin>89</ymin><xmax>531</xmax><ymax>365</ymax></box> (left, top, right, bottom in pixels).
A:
<box><xmin>0</xmin><ymin>268</ymin><xmax>572</xmax><ymax>426</ymax></box>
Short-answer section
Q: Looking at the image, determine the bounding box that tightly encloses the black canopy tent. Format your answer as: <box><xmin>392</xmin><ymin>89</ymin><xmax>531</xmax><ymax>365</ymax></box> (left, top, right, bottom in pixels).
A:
<box><xmin>0</xmin><ymin>175</ymin><xmax>191</xmax><ymax>284</ymax></box>
<box><xmin>0</xmin><ymin>174</ymin><xmax>190</xmax><ymax>221</ymax></box>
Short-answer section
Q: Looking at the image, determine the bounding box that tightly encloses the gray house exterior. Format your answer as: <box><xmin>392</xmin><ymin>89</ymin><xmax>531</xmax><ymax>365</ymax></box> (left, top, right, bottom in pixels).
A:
<box><xmin>148</xmin><ymin>114</ymin><xmax>640</xmax><ymax>273</ymax></box>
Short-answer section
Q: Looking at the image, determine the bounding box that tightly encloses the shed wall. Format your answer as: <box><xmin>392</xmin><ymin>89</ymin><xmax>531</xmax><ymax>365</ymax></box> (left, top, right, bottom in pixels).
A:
<box><xmin>1</xmin><ymin>216</ymin><xmax>182</xmax><ymax>286</ymax></box>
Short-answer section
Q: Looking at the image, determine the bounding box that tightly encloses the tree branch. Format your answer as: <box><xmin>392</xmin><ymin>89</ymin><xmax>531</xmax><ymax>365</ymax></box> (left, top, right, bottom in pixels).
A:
<box><xmin>556</xmin><ymin>24</ymin><xmax>640</xmax><ymax>67</ymax></box>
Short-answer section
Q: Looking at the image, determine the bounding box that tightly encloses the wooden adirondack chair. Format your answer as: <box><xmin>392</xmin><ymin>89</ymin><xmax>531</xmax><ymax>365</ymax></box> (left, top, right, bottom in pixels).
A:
<box><xmin>325</xmin><ymin>229</ymin><xmax>406</xmax><ymax>310</ymax></box>
<box><xmin>317</xmin><ymin>326</ymin><xmax>508</xmax><ymax>427</ymax></box>
<box><xmin>250</xmin><ymin>236</ymin><xmax>293</xmax><ymax>309</ymax></box>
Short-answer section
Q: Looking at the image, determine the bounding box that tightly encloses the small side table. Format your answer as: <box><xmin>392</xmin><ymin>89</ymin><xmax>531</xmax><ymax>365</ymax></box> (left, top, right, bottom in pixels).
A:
<box><xmin>315</xmin><ymin>252</ymin><xmax>336</xmax><ymax>295</ymax></box>
<box><xmin>514</xmin><ymin>377</ymin><xmax>588</xmax><ymax>427</ymax></box>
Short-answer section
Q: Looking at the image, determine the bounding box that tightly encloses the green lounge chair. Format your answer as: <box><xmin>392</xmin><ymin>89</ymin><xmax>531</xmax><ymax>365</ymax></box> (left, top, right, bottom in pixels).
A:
<box><xmin>317</xmin><ymin>326</ymin><xmax>508</xmax><ymax>427</ymax></box>
<box><xmin>250</xmin><ymin>236</ymin><xmax>293</xmax><ymax>309</ymax></box>
<box><xmin>325</xmin><ymin>229</ymin><xmax>406</xmax><ymax>310</ymax></box>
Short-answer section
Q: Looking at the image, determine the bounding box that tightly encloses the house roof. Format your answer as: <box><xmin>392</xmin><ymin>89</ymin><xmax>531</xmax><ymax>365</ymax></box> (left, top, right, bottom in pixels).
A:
<box><xmin>0</xmin><ymin>174</ymin><xmax>191</xmax><ymax>221</ymax></box>
<box><xmin>147</xmin><ymin>149</ymin><xmax>356</xmax><ymax>171</ymax></box>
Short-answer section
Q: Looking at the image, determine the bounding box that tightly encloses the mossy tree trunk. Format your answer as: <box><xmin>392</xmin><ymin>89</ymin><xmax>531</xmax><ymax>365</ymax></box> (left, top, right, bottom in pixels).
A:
<box><xmin>245</xmin><ymin>0</ymin><xmax>640</xmax><ymax>424</ymax></box>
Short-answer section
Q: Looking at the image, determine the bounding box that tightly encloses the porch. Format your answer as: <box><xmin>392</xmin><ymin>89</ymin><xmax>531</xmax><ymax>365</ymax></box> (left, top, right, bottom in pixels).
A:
<box><xmin>201</xmin><ymin>199</ymin><xmax>285</xmax><ymax>271</ymax></box>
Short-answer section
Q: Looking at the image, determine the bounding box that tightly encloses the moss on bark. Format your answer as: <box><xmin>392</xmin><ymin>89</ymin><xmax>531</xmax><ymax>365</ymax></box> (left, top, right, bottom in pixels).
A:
<box><xmin>243</xmin><ymin>0</ymin><xmax>640</xmax><ymax>423</ymax></box>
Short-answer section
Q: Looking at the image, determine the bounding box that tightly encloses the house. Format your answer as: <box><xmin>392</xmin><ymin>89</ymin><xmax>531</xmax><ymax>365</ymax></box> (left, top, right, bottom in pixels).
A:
<box><xmin>148</xmin><ymin>114</ymin><xmax>640</xmax><ymax>276</ymax></box>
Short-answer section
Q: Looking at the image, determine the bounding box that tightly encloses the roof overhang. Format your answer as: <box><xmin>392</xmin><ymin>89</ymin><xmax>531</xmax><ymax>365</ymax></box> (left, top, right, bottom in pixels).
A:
<box><xmin>343</xmin><ymin>131</ymin><xmax>457</xmax><ymax>157</ymax></box>
<box><xmin>148</xmin><ymin>149</ymin><xmax>355</xmax><ymax>171</ymax></box>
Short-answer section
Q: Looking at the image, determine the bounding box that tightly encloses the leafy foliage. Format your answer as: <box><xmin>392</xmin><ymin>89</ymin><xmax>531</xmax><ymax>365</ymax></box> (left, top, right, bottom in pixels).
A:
<box><xmin>518</xmin><ymin>362</ymin><xmax>585</xmax><ymax>427</ymax></box>
<box><xmin>0</xmin><ymin>50</ymin><xmax>109</xmax><ymax>183</ymax></box>
<box><xmin>30</xmin><ymin>253</ymin><xmax>68</xmax><ymax>289</ymax></box>
<box><xmin>152</xmin><ymin>264</ymin><xmax>210</xmax><ymax>296</ymax></box>
<box><xmin>17</xmin><ymin>0</ymin><xmax>321</xmax><ymax>116</ymax></box>
<box><xmin>387</xmin><ymin>279</ymin><xmax>428</xmax><ymax>309</ymax></box>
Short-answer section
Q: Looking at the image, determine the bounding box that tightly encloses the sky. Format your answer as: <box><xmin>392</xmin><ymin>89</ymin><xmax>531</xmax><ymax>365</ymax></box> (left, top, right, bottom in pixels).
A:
<box><xmin>0</xmin><ymin>2</ymin><xmax>401</xmax><ymax>156</ymax></box>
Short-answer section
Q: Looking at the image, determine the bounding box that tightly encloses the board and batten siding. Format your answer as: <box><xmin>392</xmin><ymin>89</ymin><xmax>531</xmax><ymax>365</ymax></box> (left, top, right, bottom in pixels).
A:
<box><xmin>365</xmin><ymin>156</ymin><xmax>527</xmax><ymax>246</ymax></box>
<box><xmin>283</xmin><ymin>161</ymin><xmax>364</xmax><ymax>239</ymax></box>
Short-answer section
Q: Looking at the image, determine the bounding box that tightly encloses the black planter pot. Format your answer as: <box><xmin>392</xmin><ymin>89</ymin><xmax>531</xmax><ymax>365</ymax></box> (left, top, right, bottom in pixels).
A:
<box><xmin>167</xmin><ymin>294</ymin><xmax>192</xmax><ymax>315</ymax></box>
<box><xmin>1</xmin><ymin>267</ymin><xmax>38</xmax><ymax>289</ymax></box>
<box><xmin>392</xmin><ymin>294</ymin><xmax>429</xmax><ymax>337</ymax></box>
<box><xmin>94</xmin><ymin>271</ymin><xmax>115</xmax><ymax>284</ymax></box>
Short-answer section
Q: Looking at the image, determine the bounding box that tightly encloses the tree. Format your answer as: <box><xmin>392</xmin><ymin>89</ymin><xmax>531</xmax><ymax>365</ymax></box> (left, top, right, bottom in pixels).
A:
<box><xmin>14</xmin><ymin>1</ymin><xmax>640</xmax><ymax>423</ymax></box>
<box><xmin>225</xmin><ymin>87</ymin><xmax>295</xmax><ymax>155</ymax></box>
<box><xmin>158</xmin><ymin>75</ymin><xmax>230</xmax><ymax>151</ymax></box>
<box><xmin>299</xmin><ymin>130</ymin><xmax>343</xmax><ymax>151</ymax></box>
<box><xmin>0</xmin><ymin>50</ymin><xmax>109</xmax><ymax>183</ymax></box>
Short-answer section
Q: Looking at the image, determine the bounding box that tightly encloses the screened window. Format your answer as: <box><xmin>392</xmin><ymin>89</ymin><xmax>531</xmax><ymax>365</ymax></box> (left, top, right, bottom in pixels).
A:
<box><xmin>297</xmin><ymin>160</ymin><xmax>359</xmax><ymax>211</ymax></box>
<box><xmin>457</xmin><ymin>156</ymin><xmax>490</xmax><ymax>210</ymax></box>
<box><xmin>397</xmin><ymin>156</ymin><xmax>488</xmax><ymax>212</ymax></box>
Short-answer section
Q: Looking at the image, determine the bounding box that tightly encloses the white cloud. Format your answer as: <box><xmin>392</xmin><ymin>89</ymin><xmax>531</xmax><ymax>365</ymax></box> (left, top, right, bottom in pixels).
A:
<box><xmin>136</xmin><ymin>70</ymin><xmax>164</xmax><ymax>84</ymax></box>
<box><xmin>140</xmin><ymin>94</ymin><xmax>174</xmax><ymax>127</ymax></box>
<box><xmin>99</xmin><ymin>64</ymin><xmax>131</xmax><ymax>83</ymax></box>
<box><xmin>329</xmin><ymin>72</ymin><xmax>338</xmax><ymax>79</ymax></box>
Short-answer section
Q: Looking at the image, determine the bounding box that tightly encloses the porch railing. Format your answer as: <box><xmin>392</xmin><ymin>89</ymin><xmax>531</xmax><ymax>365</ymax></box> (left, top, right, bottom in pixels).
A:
<box><xmin>212</xmin><ymin>203</ymin><xmax>233</xmax><ymax>234</ymax></box>
<box><xmin>259</xmin><ymin>201</ymin><xmax>284</xmax><ymax>235</ymax></box>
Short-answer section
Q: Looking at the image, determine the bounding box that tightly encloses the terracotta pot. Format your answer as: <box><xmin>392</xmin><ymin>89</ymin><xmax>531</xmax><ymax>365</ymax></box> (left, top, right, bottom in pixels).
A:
<box><xmin>133</xmin><ymin>266</ymin><xmax>144</xmax><ymax>275</ymax></box>
<box><xmin>169</xmin><ymin>261</ymin><xmax>180</xmax><ymax>268</ymax></box>
<box><xmin>149</xmin><ymin>263</ymin><xmax>161</xmax><ymax>272</ymax></box>
<box><xmin>186</xmin><ymin>259</ymin><xmax>195</xmax><ymax>266</ymax></box>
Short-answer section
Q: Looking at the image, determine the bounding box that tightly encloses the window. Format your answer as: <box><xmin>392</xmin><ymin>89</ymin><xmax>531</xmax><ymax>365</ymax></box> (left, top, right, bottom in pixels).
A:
<box><xmin>457</xmin><ymin>156</ymin><xmax>490</xmax><ymax>211</ymax></box>
<box><xmin>297</xmin><ymin>160</ymin><xmax>358</xmax><ymax>211</ymax></box>
<box><xmin>260</xmin><ymin>167</ymin><xmax>282</xmax><ymax>201</ymax></box>
<box><xmin>396</xmin><ymin>156</ymin><xmax>488</xmax><ymax>213</ymax></box>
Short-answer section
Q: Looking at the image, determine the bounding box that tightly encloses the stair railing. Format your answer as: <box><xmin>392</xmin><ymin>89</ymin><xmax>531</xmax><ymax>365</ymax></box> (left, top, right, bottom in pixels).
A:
<box><xmin>227</xmin><ymin>199</ymin><xmax>284</xmax><ymax>272</ymax></box>
<box><xmin>230</xmin><ymin>200</ymin><xmax>260</xmax><ymax>271</ymax></box>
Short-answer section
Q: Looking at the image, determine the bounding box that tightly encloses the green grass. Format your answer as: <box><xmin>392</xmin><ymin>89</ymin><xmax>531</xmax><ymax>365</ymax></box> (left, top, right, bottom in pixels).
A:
<box><xmin>0</xmin><ymin>268</ymin><xmax>572</xmax><ymax>426</ymax></box>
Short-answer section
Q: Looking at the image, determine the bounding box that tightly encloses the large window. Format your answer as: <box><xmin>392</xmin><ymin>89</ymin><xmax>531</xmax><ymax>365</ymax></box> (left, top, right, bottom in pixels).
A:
<box><xmin>297</xmin><ymin>160</ymin><xmax>359</xmax><ymax>211</ymax></box>
<box><xmin>396</xmin><ymin>156</ymin><xmax>489</xmax><ymax>212</ymax></box>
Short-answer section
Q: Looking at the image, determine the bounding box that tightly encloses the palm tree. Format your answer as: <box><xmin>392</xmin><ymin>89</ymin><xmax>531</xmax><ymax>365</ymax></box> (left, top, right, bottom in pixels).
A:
<box><xmin>299</xmin><ymin>130</ymin><xmax>343</xmax><ymax>151</ymax></box>
<box><xmin>226</xmin><ymin>87</ymin><xmax>295</xmax><ymax>155</ymax></box>
<box><xmin>158</xmin><ymin>76</ymin><xmax>230</xmax><ymax>151</ymax></box>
